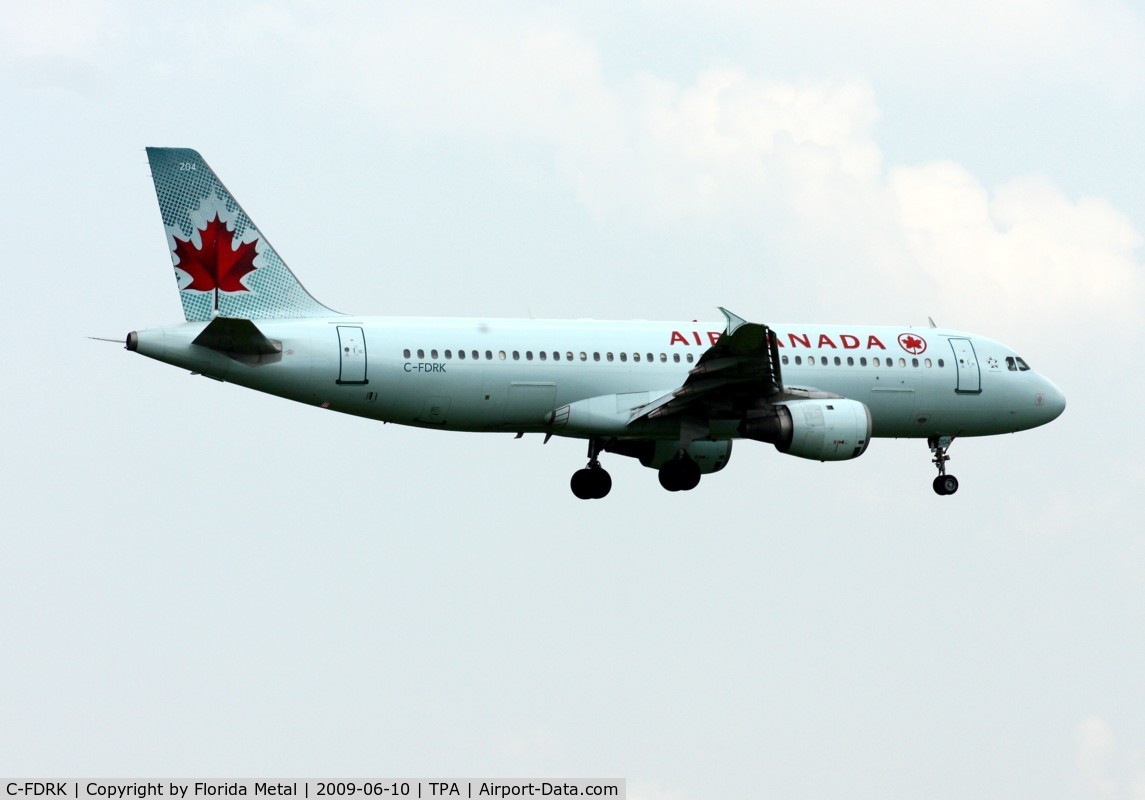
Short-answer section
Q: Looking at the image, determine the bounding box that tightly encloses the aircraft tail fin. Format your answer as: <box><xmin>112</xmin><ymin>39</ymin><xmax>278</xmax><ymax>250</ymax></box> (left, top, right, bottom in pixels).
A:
<box><xmin>146</xmin><ymin>147</ymin><xmax>337</xmax><ymax>321</ymax></box>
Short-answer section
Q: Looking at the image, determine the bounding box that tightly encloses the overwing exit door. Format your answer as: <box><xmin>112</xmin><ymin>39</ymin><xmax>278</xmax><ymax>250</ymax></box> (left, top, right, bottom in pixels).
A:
<box><xmin>337</xmin><ymin>325</ymin><xmax>368</xmax><ymax>385</ymax></box>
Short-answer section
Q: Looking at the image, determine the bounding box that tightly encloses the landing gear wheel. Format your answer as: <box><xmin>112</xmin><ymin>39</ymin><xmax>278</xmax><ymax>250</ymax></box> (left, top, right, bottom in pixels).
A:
<box><xmin>658</xmin><ymin>457</ymin><xmax>701</xmax><ymax>492</ymax></box>
<box><xmin>932</xmin><ymin>474</ymin><xmax>959</xmax><ymax>496</ymax></box>
<box><xmin>589</xmin><ymin>467</ymin><xmax>612</xmax><ymax>499</ymax></box>
<box><xmin>571</xmin><ymin>469</ymin><xmax>595</xmax><ymax>499</ymax></box>
<box><xmin>571</xmin><ymin>440</ymin><xmax>613</xmax><ymax>500</ymax></box>
<box><xmin>570</xmin><ymin>466</ymin><xmax>611</xmax><ymax>500</ymax></box>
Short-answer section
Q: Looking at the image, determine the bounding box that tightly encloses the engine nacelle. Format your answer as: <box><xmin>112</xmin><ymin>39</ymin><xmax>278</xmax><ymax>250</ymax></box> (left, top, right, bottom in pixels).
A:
<box><xmin>605</xmin><ymin>439</ymin><xmax>733</xmax><ymax>474</ymax></box>
<box><xmin>739</xmin><ymin>398</ymin><xmax>871</xmax><ymax>461</ymax></box>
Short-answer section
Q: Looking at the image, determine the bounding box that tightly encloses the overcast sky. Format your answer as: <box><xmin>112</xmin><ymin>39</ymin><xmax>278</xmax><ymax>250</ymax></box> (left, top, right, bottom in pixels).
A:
<box><xmin>2</xmin><ymin>2</ymin><xmax>1144</xmax><ymax>798</ymax></box>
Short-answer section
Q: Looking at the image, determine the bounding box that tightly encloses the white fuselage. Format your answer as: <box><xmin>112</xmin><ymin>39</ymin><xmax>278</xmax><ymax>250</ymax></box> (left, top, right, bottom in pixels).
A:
<box><xmin>131</xmin><ymin>316</ymin><xmax>1066</xmax><ymax>441</ymax></box>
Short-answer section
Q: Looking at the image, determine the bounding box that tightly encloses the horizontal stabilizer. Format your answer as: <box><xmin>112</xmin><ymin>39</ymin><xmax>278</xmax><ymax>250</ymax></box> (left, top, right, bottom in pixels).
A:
<box><xmin>192</xmin><ymin>316</ymin><xmax>281</xmax><ymax>356</ymax></box>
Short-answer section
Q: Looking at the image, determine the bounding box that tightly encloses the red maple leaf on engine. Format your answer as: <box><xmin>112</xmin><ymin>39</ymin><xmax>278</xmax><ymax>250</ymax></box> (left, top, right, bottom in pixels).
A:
<box><xmin>173</xmin><ymin>214</ymin><xmax>258</xmax><ymax>295</ymax></box>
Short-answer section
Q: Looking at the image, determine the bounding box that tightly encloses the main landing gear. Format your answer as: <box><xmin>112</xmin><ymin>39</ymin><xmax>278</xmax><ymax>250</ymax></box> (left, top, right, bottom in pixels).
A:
<box><xmin>570</xmin><ymin>439</ymin><xmax>612</xmax><ymax>500</ymax></box>
<box><xmin>658</xmin><ymin>453</ymin><xmax>701</xmax><ymax>492</ymax></box>
<box><xmin>929</xmin><ymin>435</ymin><xmax>959</xmax><ymax>496</ymax></box>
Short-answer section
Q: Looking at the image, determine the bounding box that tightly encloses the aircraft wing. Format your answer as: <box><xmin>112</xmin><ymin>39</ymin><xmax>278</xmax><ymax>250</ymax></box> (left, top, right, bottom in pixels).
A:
<box><xmin>632</xmin><ymin>308</ymin><xmax>784</xmax><ymax>423</ymax></box>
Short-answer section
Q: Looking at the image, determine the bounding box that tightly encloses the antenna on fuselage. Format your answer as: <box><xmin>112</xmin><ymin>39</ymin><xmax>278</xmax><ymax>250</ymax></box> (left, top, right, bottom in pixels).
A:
<box><xmin>928</xmin><ymin>316</ymin><xmax>938</xmax><ymax>328</ymax></box>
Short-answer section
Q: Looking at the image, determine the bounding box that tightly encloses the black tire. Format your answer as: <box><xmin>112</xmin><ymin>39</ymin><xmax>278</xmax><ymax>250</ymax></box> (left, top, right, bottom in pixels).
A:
<box><xmin>932</xmin><ymin>475</ymin><xmax>948</xmax><ymax>495</ymax></box>
<box><xmin>571</xmin><ymin>469</ymin><xmax>595</xmax><ymax>499</ymax></box>
<box><xmin>590</xmin><ymin>468</ymin><xmax>612</xmax><ymax>499</ymax></box>
<box><xmin>658</xmin><ymin>463</ymin><xmax>681</xmax><ymax>492</ymax></box>
<box><xmin>940</xmin><ymin>475</ymin><xmax>959</xmax><ymax>495</ymax></box>
<box><xmin>677</xmin><ymin>459</ymin><xmax>701</xmax><ymax>491</ymax></box>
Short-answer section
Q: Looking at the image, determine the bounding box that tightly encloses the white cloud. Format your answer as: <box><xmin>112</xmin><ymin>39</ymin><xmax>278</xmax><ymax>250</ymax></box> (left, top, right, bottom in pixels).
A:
<box><xmin>673</xmin><ymin>0</ymin><xmax>1145</xmax><ymax>101</ymax></box>
<box><xmin>1079</xmin><ymin>716</ymin><xmax>1120</xmax><ymax>798</ymax></box>
<box><xmin>890</xmin><ymin>166</ymin><xmax>1143</xmax><ymax>325</ymax></box>
<box><xmin>0</xmin><ymin>0</ymin><xmax>111</xmax><ymax>60</ymax></box>
<box><xmin>268</xmin><ymin>8</ymin><xmax>1142</xmax><ymax>331</ymax></box>
<box><xmin>1076</xmin><ymin>717</ymin><xmax>1145</xmax><ymax>800</ymax></box>
<box><xmin>40</xmin><ymin>2</ymin><xmax>1133</xmax><ymax>332</ymax></box>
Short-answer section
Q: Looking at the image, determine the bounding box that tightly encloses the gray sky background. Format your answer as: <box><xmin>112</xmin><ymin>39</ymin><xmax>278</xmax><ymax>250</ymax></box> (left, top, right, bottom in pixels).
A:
<box><xmin>2</xmin><ymin>2</ymin><xmax>1144</xmax><ymax>798</ymax></box>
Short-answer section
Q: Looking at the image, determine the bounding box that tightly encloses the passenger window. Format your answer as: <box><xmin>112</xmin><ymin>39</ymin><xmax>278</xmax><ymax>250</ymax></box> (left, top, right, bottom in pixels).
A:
<box><xmin>540</xmin><ymin>351</ymin><xmax>547</xmax><ymax>361</ymax></box>
<box><xmin>458</xmin><ymin>349</ymin><xmax>466</xmax><ymax>360</ymax></box>
<box><xmin>472</xmin><ymin>350</ymin><xmax>479</xmax><ymax>360</ymax></box>
<box><xmin>485</xmin><ymin>350</ymin><xmax>493</xmax><ymax>360</ymax></box>
<box><xmin>873</xmin><ymin>357</ymin><xmax>880</xmax><ymax>367</ymax></box>
<box><xmin>512</xmin><ymin>350</ymin><xmax>520</xmax><ymax>360</ymax></box>
<box><xmin>938</xmin><ymin>358</ymin><xmax>944</xmax><ymax>368</ymax></box>
<box><xmin>431</xmin><ymin>349</ymin><xmax>438</xmax><ymax>359</ymax></box>
<box><xmin>526</xmin><ymin>351</ymin><xmax>533</xmax><ymax>360</ymax></box>
<box><xmin>795</xmin><ymin>356</ymin><xmax>802</xmax><ymax>365</ymax></box>
<box><xmin>403</xmin><ymin>348</ymin><xmax>411</xmax><ymax>358</ymax></box>
<box><xmin>417</xmin><ymin>349</ymin><xmax>425</xmax><ymax>359</ymax></box>
<box><xmin>686</xmin><ymin>353</ymin><xmax>694</xmax><ymax>363</ymax></box>
<box><xmin>607</xmin><ymin>353</ymin><xmax>614</xmax><ymax>362</ymax></box>
<box><xmin>634</xmin><ymin>353</ymin><xmax>641</xmax><ymax>362</ymax></box>
<box><xmin>620</xmin><ymin>353</ymin><xmax>628</xmax><ymax>362</ymax></box>
<box><xmin>847</xmin><ymin>357</ymin><xmax>853</xmax><ymax>366</ymax></box>
<box><xmin>834</xmin><ymin>356</ymin><xmax>842</xmax><ymax>366</ymax></box>
<box><xmin>444</xmin><ymin>350</ymin><xmax>452</xmax><ymax>359</ymax></box>
<box><xmin>924</xmin><ymin>358</ymin><xmax>931</xmax><ymax>368</ymax></box>
<box><xmin>860</xmin><ymin>357</ymin><xmax>867</xmax><ymax>366</ymax></box>
<box><xmin>899</xmin><ymin>358</ymin><xmax>906</xmax><ymax>367</ymax></box>
<box><xmin>911</xmin><ymin>358</ymin><xmax>919</xmax><ymax>367</ymax></box>
<box><xmin>499</xmin><ymin>351</ymin><xmax>506</xmax><ymax>360</ymax></box>
<box><xmin>580</xmin><ymin>352</ymin><xmax>587</xmax><ymax>361</ymax></box>
<box><xmin>567</xmin><ymin>352</ymin><xmax>574</xmax><ymax>361</ymax></box>
<box><xmin>553</xmin><ymin>351</ymin><xmax>561</xmax><ymax>361</ymax></box>
<box><xmin>660</xmin><ymin>353</ymin><xmax>667</xmax><ymax>362</ymax></box>
<box><xmin>782</xmin><ymin>355</ymin><xmax>789</xmax><ymax>365</ymax></box>
<box><xmin>593</xmin><ymin>352</ymin><xmax>600</xmax><ymax>362</ymax></box>
<box><xmin>647</xmin><ymin>353</ymin><xmax>653</xmax><ymax>362</ymax></box>
<box><xmin>808</xmin><ymin>356</ymin><xmax>816</xmax><ymax>365</ymax></box>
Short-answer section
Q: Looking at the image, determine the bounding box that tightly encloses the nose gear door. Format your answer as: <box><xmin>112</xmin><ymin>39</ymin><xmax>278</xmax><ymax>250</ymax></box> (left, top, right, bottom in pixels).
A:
<box><xmin>949</xmin><ymin>337</ymin><xmax>981</xmax><ymax>394</ymax></box>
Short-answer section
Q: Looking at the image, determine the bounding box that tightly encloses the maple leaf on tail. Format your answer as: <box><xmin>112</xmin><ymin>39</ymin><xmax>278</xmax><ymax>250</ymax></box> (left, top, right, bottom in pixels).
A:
<box><xmin>173</xmin><ymin>214</ymin><xmax>258</xmax><ymax>308</ymax></box>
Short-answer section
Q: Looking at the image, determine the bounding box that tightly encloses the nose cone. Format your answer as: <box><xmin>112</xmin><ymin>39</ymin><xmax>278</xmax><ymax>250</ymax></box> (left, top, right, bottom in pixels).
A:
<box><xmin>1039</xmin><ymin>378</ymin><xmax>1066</xmax><ymax>423</ymax></box>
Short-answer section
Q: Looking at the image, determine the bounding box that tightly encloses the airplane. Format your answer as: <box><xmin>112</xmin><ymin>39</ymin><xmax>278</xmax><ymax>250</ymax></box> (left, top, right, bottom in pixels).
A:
<box><xmin>123</xmin><ymin>148</ymin><xmax>1066</xmax><ymax>499</ymax></box>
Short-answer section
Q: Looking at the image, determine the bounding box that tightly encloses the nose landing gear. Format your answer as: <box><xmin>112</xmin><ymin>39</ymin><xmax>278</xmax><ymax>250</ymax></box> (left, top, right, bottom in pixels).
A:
<box><xmin>929</xmin><ymin>436</ymin><xmax>959</xmax><ymax>495</ymax></box>
<box><xmin>570</xmin><ymin>438</ymin><xmax>612</xmax><ymax>500</ymax></box>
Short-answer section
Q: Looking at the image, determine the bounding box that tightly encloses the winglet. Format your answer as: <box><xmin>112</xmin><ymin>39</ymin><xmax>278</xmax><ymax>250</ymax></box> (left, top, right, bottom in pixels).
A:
<box><xmin>719</xmin><ymin>307</ymin><xmax>750</xmax><ymax>335</ymax></box>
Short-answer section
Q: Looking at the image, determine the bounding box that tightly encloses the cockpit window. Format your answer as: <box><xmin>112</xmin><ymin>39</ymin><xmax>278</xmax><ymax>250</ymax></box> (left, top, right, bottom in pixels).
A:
<box><xmin>1015</xmin><ymin>357</ymin><xmax>1030</xmax><ymax>371</ymax></box>
<box><xmin>1007</xmin><ymin>356</ymin><xmax>1031</xmax><ymax>371</ymax></box>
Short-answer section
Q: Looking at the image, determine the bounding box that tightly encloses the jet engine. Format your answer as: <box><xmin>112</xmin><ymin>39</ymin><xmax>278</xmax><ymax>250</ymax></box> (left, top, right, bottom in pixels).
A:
<box><xmin>605</xmin><ymin>439</ymin><xmax>733</xmax><ymax>474</ymax></box>
<box><xmin>739</xmin><ymin>398</ymin><xmax>871</xmax><ymax>461</ymax></box>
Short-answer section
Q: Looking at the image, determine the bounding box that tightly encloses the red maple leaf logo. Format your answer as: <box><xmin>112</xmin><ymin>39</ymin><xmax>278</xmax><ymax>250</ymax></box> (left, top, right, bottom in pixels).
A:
<box><xmin>173</xmin><ymin>214</ymin><xmax>258</xmax><ymax>303</ymax></box>
<box><xmin>898</xmin><ymin>333</ymin><xmax>927</xmax><ymax>354</ymax></box>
